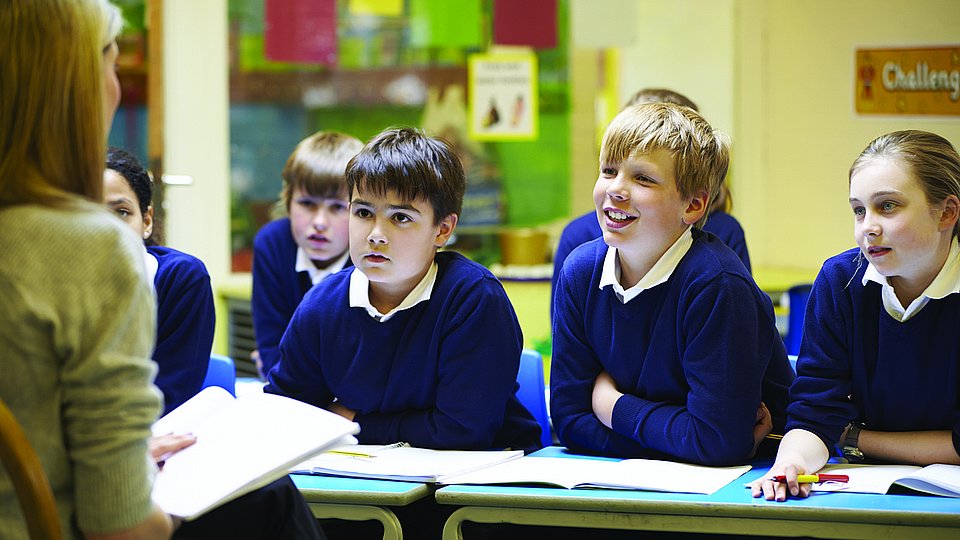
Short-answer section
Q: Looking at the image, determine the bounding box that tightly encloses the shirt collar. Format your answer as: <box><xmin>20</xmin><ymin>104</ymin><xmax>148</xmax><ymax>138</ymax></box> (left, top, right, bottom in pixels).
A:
<box><xmin>862</xmin><ymin>237</ymin><xmax>960</xmax><ymax>321</ymax></box>
<box><xmin>296</xmin><ymin>247</ymin><xmax>350</xmax><ymax>285</ymax></box>
<box><xmin>348</xmin><ymin>262</ymin><xmax>438</xmax><ymax>322</ymax></box>
<box><xmin>142</xmin><ymin>245</ymin><xmax>158</xmax><ymax>287</ymax></box>
<box><xmin>598</xmin><ymin>227</ymin><xmax>693</xmax><ymax>304</ymax></box>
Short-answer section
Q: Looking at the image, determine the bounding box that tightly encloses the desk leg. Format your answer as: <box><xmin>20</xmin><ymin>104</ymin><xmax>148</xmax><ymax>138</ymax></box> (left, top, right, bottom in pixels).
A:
<box><xmin>308</xmin><ymin>503</ymin><xmax>403</xmax><ymax>540</ymax></box>
<box><xmin>441</xmin><ymin>505</ymin><xmax>960</xmax><ymax>540</ymax></box>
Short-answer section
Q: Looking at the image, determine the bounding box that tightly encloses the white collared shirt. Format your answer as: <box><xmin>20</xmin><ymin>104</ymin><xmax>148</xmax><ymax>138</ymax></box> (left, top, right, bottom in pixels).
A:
<box><xmin>295</xmin><ymin>248</ymin><xmax>350</xmax><ymax>286</ymax></box>
<box><xmin>862</xmin><ymin>237</ymin><xmax>960</xmax><ymax>322</ymax></box>
<box><xmin>598</xmin><ymin>227</ymin><xmax>694</xmax><ymax>304</ymax></box>
<box><xmin>348</xmin><ymin>262</ymin><xmax>438</xmax><ymax>322</ymax></box>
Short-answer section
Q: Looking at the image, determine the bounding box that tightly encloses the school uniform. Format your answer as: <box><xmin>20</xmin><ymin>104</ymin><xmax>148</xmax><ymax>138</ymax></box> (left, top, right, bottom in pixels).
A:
<box><xmin>551</xmin><ymin>210</ymin><xmax>751</xmax><ymax>318</ymax></box>
<box><xmin>704</xmin><ymin>210</ymin><xmax>751</xmax><ymax>273</ymax></box>
<box><xmin>148</xmin><ymin>245</ymin><xmax>215</xmax><ymax>415</ymax></box>
<box><xmin>786</xmin><ymin>243</ymin><xmax>960</xmax><ymax>454</ymax></box>
<box><xmin>264</xmin><ymin>251</ymin><xmax>542</xmax><ymax>453</ymax></box>
<box><xmin>551</xmin><ymin>228</ymin><xmax>793</xmax><ymax>465</ymax></box>
<box><xmin>252</xmin><ymin>217</ymin><xmax>350</xmax><ymax>375</ymax></box>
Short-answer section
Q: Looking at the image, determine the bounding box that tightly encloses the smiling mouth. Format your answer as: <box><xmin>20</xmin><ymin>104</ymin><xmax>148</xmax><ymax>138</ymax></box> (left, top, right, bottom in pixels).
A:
<box><xmin>866</xmin><ymin>246</ymin><xmax>891</xmax><ymax>256</ymax></box>
<box><xmin>604</xmin><ymin>209</ymin><xmax>637</xmax><ymax>224</ymax></box>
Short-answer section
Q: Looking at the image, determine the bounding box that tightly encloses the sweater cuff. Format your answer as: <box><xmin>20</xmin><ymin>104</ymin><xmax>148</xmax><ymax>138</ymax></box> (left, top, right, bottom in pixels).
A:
<box><xmin>75</xmin><ymin>452</ymin><xmax>157</xmax><ymax>533</ymax></box>
<box><xmin>610</xmin><ymin>394</ymin><xmax>648</xmax><ymax>443</ymax></box>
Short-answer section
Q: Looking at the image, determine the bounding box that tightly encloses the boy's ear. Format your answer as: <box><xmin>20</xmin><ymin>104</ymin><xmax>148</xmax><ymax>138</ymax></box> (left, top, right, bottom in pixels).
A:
<box><xmin>434</xmin><ymin>213</ymin><xmax>458</xmax><ymax>248</ymax></box>
<box><xmin>143</xmin><ymin>205</ymin><xmax>155</xmax><ymax>240</ymax></box>
<box><xmin>938</xmin><ymin>195</ymin><xmax>960</xmax><ymax>232</ymax></box>
<box><xmin>681</xmin><ymin>189</ymin><xmax>709</xmax><ymax>226</ymax></box>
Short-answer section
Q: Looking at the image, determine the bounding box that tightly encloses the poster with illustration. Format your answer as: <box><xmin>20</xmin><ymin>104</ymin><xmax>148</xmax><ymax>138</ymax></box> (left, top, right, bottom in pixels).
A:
<box><xmin>468</xmin><ymin>53</ymin><xmax>538</xmax><ymax>140</ymax></box>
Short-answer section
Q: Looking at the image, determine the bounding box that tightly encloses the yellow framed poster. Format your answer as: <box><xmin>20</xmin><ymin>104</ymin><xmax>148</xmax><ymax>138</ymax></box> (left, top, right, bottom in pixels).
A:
<box><xmin>856</xmin><ymin>46</ymin><xmax>960</xmax><ymax>115</ymax></box>
<box><xmin>468</xmin><ymin>53</ymin><xmax>539</xmax><ymax>141</ymax></box>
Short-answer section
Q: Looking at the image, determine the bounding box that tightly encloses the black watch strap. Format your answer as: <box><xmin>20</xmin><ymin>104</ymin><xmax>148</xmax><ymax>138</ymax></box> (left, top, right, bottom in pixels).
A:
<box><xmin>841</xmin><ymin>423</ymin><xmax>864</xmax><ymax>463</ymax></box>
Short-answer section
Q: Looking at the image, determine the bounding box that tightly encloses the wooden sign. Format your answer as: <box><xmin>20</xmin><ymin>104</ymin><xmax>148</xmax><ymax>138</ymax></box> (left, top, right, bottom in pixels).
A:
<box><xmin>856</xmin><ymin>47</ymin><xmax>960</xmax><ymax>115</ymax></box>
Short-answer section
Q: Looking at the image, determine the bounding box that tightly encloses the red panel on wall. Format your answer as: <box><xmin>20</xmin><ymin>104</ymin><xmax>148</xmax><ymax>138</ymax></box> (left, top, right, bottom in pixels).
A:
<box><xmin>493</xmin><ymin>0</ymin><xmax>557</xmax><ymax>49</ymax></box>
<box><xmin>264</xmin><ymin>0</ymin><xmax>338</xmax><ymax>65</ymax></box>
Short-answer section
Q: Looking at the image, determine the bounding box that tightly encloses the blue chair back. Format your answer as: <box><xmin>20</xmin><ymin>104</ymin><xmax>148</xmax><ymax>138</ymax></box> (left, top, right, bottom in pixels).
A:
<box><xmin>516</xmin><ymin>349</ymin><xmax>552</xmax><ymax>448</ymax></box>
<box><xmin>202</xmin><ymin>354</ymin><xmax>237</xmax><ymax>397</ymax></box>
<box><xmin>783</xmin><ymin>284</ymin><xmax>813</xmax><ymax>356</ymax></box>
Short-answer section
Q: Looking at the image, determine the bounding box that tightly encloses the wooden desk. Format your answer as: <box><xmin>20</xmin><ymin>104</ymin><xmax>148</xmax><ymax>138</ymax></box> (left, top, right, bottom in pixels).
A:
<box><xmin>292</xmin><ymin>474</ymin><xmax>430</xmax><ymax>540</ymax></box>
<box><xmin>435</xmin><ymin>448</ymin><xmax>960</xmax><ymax>540</ymax></box>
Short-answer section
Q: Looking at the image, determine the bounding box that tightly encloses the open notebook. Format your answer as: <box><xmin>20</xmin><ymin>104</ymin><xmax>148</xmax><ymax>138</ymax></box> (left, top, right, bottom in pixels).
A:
<box><xmin>441</xmin><ymin>455</ymin><xmax>752</xmax><ymax>495</ymax></box>
<box><xmin>292</xmin><ymin>443</ymin><xmax>524</xmax><ymax>483</ymax></box>
<box><xmin>152</xmin><ymin>387</ymin><xmax>359</xmax><ymax>520</ymax></box>
<box><xmin>796</xmin><ymin>463</ymin><xmax>960</xmax><ymax>497</ymax></box>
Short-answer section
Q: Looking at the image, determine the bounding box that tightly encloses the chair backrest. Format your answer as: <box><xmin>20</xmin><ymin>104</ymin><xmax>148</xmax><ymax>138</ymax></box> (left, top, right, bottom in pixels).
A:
<box><xmin>202</xmin><ymin>354</ymin><xmax>237</xmax><ymax>397</ymax></box>
<box><xmin>783</xmin><ymin>284</ymin><xmax>813</xmax><ymax>356</ymax></box>
<box><xmin>0</xmin><ymin>398</ymin><xmax>62</xmax><ymax>540</ymax></box>
<box><xmin>515</xmin><ymin>349</ymin><xmax>552</xmax><ymax>448</ymax></box>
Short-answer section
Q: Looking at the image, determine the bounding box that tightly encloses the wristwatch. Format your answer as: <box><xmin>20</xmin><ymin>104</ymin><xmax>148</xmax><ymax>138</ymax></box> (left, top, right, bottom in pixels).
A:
<box><xmin>840</xmin><ymin>423</ymin><xmax>864</xmax><ymax>463</ymax></box>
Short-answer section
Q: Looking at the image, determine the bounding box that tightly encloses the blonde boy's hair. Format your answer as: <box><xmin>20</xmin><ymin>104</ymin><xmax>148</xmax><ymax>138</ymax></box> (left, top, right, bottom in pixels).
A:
<box><xmin>0</xmin><ymin>0</ymin><xmax>122</xmax><ymax>208</ymax></box>
<box><xmin>850</xmin><ymin>130</ymin><xmax>960</xmax><ymax>238</ymax></box>
<box><xmin>600</xmin><ymin>103</ymin><xmax>730</xmax><ymax>229</ymax></box>
<box><xmin>279</xmin><ymin>131</ymin><xmax>363</xmax><ymax>212</ymax></box>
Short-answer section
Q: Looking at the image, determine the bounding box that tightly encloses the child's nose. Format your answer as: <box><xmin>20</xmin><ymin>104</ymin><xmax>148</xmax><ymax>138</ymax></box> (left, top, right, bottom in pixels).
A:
<box><xmin>367</xmin><ymin>220</ymin><xmax>388</xmax><ymax>244</ymax></box>
<box><xmin>606</xmin><ymin>175</ymin><xmax>629</xmax><ymax>200</ymax></box>
<box><xmin>862</xmin><ymin>213</ymin><xmax>881</xmax><ymax>236</ymax></box>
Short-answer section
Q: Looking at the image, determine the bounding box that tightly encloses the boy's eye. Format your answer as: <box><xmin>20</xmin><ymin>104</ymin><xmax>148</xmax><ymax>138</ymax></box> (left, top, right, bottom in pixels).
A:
<box><xmin>880</xmin><ymin>201</ymin><xmax>897</xmax><ymax>212</ymax></box>
<box><xmin>852</xmin><ymin>206</ymin><xmax>865</xmax><ymax>217</ymax></box>
<box><xmin>393</xmin><ymin>213</ymin><xmax>412</xmax><ymax>224</ymax></box>
<box><xmin>634</xmin><ymin>175</ymin><xmax>656</xmax><ymax>185</ymax></box>
<box><xmin>353</xmin><ymin>207</ymin><xmax>372</xmax><ymax>218</ymax></box>
<box><xmin>330</xmin><ymin>201</ymin><xmax>348</xmax><ymax>212</ymax></box>
<box><xmin>296</xmin><ymin>198</ymin><xmax>318</xmax><ymax>209</ymax></box>
<box><xmin>112</xmin><ymin>207</ymin><xmax>130</xmax><ymax>218</ymax></box>
<box><xmin>600</xmin><ymin>167</ymin><xmax>617</xmax><ymax>177</ymax></box>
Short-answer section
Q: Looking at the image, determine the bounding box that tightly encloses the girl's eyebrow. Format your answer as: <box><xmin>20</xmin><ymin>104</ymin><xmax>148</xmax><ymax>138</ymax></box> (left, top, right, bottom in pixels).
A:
<box><xmin>849</xmin><ymin>189</ymin><xmax>903</xmax><ymax>204</ymax></box>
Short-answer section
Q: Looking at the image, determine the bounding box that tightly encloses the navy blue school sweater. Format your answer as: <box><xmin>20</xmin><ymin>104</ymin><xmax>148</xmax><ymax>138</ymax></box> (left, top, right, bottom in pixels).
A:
<box><xmin>264</xmin><ymin>251</ymin><xmax>542</xmax><ymax>453</ymax></box>
<box><xmin>787</xmin><ymin>248</ymin><xmax>960</xmax><ymax>454</ymax></box>
<box><xmin>252</xmin><ymin>218</ymin><xmax>352</xmax><ymax>375</ymax></box>
<box><xmin>150</xmin><ymin>245</ymin><xmax>215</xmax><ymax>414</ymax></box>
<box><xmin>551</xmin><ymin>230</ymin><xmax>793</xmax><ymax>465</ymax></box>
<box><xmin>551</xmin><ymin>210</ymin><xmax>751</xmax><ymax>318</ymax></box>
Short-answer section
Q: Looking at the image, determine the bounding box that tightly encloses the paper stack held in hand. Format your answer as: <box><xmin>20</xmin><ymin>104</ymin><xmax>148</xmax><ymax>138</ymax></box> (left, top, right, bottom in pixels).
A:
<box><xmin>152</xmin><ymin>387</ymin><xmax>359</xmax><ymax>520</ymax></box>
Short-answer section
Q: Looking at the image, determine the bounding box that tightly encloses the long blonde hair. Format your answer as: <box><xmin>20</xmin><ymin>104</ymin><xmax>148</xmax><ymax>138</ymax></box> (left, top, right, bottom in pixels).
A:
<box><xmin>0</xmin><ymin>0</ymin><xmax>122</xmax><ymax>208</ymax></box>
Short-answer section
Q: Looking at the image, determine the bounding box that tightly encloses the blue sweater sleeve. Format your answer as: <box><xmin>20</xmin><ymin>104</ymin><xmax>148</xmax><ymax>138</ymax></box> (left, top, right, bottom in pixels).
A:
<box><xmin>551</xmin><ymin>254</ymin><xmax>651</xmax><ymax>457</ymax></box>
<box><xmin>609</xmin><ymin>273</ymin><xmax>773</xmax><ymax>465</ymax></box>
<box><xmin>551</xmin><ymin>247</ymin><xmax>776</xmax><ymax>465</ymax></box>
<box><xmin>354</xmin><ymin>278</ymin><xmax>524</xmax><ymax>449</ymax></box>
<box><xmin>263</xmin><ymin>301</ymin><xmax>335</xmax><ymax>409</ymax></box>
<box><xmin>785</xmin><ymin>263</ymin><xmax>859</xmax><ymax>448</ymax></box>
<box><xmin>252</xmin><ymin>220</ymin><xmax>299</xmax><ymax>375</ymax></box>
<box><xmin>152</xmin><ymin>250</ymin><xmax>215</xmax><ymax>414</ymax></box>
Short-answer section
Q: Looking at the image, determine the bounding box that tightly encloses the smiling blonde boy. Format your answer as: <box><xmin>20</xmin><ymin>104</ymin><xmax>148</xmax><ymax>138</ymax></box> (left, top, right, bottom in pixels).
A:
<box><xmin>265</xmin><ymin>127</ymin><xmax>541</xmax><ymax>453</ymax></box>
<box><xmin>550</xmin><ymin>103</ymin><xmax>794</xmax><ymax>465</ymax></box>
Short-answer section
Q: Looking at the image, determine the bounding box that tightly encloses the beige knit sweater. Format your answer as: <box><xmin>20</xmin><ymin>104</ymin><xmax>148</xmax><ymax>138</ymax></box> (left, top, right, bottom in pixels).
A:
<box><xmin>0</xmin><ymin>203</ymin><xmax>162</xmax><ymax>539</ymax></box>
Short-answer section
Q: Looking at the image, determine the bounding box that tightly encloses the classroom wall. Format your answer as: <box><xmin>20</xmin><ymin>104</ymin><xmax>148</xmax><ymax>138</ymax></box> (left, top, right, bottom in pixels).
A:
<box><xmin>612</xmin><ymin>0</ymin><xmax>960</xmax><ymax>275</ymax></box>
<box><xmin>162</xmin><ymin>0</ymin><xmax>231</xmax><ymax>280</ymax></box>
<box><xmin>737</xmin><ymin>0</ymin><xmax>960</xmax><ymax>274</ymax></box>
